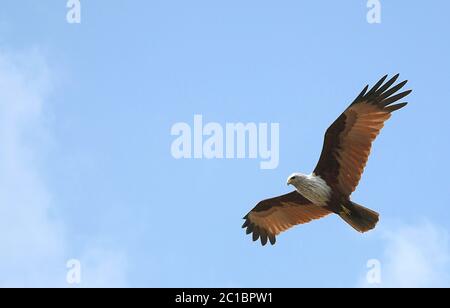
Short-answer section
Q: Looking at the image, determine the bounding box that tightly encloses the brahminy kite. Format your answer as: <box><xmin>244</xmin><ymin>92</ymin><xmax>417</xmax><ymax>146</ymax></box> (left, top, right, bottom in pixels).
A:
<box><xmin>242</xmin><ymin>74</ymin><xmax>412</xmax><ymax>245</ymax></box>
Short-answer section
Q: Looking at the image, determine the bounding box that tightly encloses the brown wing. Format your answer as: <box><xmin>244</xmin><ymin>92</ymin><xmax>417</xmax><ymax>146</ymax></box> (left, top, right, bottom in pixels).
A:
<box><xmin>242</xmin><ymin>192</ymin><xmax>331</xmax><ymax>246</ymax></box>
<box><xmin>314</xmin><ymin>74</ymin><xmax>412</xmax><ymax>197</ymax></box>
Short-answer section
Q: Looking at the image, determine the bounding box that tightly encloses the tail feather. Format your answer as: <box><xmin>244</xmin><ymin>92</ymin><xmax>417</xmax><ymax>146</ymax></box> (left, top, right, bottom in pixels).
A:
<box><xmin>339</xmin><ymin>201</ymin><xmax>379</xmax><ymax>233</ymax></box>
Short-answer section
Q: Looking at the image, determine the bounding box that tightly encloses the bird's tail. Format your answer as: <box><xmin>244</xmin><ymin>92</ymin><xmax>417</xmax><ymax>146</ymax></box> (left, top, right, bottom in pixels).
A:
<box><xmin>338</xmin><ymin>201</ymin><xmax>379</xmax><ymax>233</ymax></box>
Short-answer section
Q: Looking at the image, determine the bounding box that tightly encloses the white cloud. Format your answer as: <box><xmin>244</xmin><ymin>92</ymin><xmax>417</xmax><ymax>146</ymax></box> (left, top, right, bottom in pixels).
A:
<box><xmin>360</xmin><ymin>222</ymin><xmax>450</xmax><ymax>288</ymax></box>
<box><xmin>0</xmin><ymin>48</ymin><xmax>128</xmax><ymax>287</ymax></box>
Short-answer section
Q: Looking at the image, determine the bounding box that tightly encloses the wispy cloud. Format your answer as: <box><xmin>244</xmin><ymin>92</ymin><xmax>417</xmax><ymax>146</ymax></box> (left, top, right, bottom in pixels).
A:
<box><xmin>359</xmin><ymin>221</ymin><xmax>450</xmax><ymax>288</ymax></box>
<box><xmin>0</xmin><ymin>48</ymin><xmax>128</xmax><ymax>287</ymax></box>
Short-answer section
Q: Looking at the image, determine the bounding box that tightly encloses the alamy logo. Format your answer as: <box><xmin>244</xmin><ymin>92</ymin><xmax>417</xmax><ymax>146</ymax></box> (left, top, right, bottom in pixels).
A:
<box><xmin>66</xmin><ymin>0</ymin><xmax>81</xmax><ymax>24</ymax></box>
<box><xmin>170</xmin><ymin>115</ymin><xmax>279</xmax><ymax>169</ymax></box>
<box><xmin>66</xmin><ymin>259</ymin><xmax>82</xmax><ymax>285</ymax></box>
<box><xmin>367</xmin><ymin>0</ymin><xmax>382</xmax><ymax>24</ymax></box>
<box><xmin>366</xmin><ymin>259</ymin><xmax>382</xmax><ymax>285</ymax></box>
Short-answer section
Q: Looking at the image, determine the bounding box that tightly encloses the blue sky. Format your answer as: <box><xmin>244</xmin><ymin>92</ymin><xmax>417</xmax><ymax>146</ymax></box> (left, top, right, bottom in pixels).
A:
<box><xmin>0</xmin><ymin>1</ymin><xmax>450</xmax><ymax>287</ymax></box>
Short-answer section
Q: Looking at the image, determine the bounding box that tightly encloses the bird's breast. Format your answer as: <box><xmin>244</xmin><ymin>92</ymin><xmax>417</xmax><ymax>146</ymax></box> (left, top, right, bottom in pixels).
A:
<box><xmin>295</xmin><ymin>174</ymin><xmax>332</xmax><ymax>206</ymax></box>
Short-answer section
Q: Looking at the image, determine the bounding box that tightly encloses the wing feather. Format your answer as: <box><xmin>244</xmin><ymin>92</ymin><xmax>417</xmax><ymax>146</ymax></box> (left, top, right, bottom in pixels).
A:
<box><xmin>242</xmin><ymin>192</ymin><xmax>331</xmax><ymax>245</ymax></box>
<box><xmin>314</xmin><ymin>75</ymin><xmax>411</xmax><ymax>196</ymax></box>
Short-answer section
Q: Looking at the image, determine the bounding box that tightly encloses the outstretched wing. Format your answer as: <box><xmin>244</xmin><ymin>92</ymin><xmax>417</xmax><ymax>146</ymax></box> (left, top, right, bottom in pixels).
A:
<box><xmin>242</xmin><ymin>192</ymin><xmax>331</xmax><ymax>246</ymax></box>
<box><xmin>314</xmin><ymin>74</ymin><xmax>411</xmax><ymax>197</ymax></box>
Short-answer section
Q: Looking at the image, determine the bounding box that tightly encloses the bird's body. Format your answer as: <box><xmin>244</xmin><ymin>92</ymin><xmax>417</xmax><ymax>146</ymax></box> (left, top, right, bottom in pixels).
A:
<box><xmin>287</xmin><ymin>173</ymin><xmax>331</xmax><ymax>207</ymax></box>
<box><xmin>242</xmin><ymin>74</ymin><xmax>412</xmax><ymax>245</ymax></box>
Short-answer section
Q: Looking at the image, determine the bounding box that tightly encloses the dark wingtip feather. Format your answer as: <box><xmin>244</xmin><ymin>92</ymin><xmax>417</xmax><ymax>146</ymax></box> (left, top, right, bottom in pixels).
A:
<box><xmin>378</xmin><ymin>80</ymin><xmax>408</xmax><ymax>101</ymax></box>
<box><xmin>246</xmin><ymin>223</ymin><xmax>254</xmax><ymax>235</ymax></box>
<box><xmin>351</xmin><ymin>85</ymin><xmax>369</xmax><ymax>105</ymax></box>
<box><xmin>366</xmin><ymin>75</ymin><xmax>388</xmax><ymax>96</ymax></box>
<box><xmin>260</xmin><ymin>229</ymin><xmax>268</xmax><ymax>245</ymax></box>
<box><xmin>375</xmin><ymin>74</ymin><xmax>400</xmax><ymax>95</ymax></box>
<box><xmin>376</xmin><ymin>74</ymin><xmax>389</xmax><ymax>86</ymax></box>
<box><xmin>360</xmin><ymin>85</ymin><xmax>369</xmax><ymax>96</ymax></box>
<box><xmin>252</xmin><ymin>227</ymin><xmax>260</xmax><ymax>242</ymax></box>
<box><xmin>243</xmin><ymin>222</ymin><xmax>276</xmax><ymax>246</ymax></box>
<box><xmin>260</xmin><ymin>230</ymin><xmax>268</xmax><ymax>246</ymax></box>
<box><xmin>381</xmin><ymin>90</ymin><xmax>412</xmax><ymax>107</ymax></box>
<box><xmin>391</xmin><ymin>73</ymin><xmax>400</xmax><ymax>81</ymax></box>
<box><xmin>242</xmin><ymin>220</ymin><xmax>249</xmax><ymax>229</ymax></box>
<box><xmin>350</xmin><ymin>74</ymin><xmax>413</xmax><ymax>109</ymax></box>
<box><xmin>351</xmin><ymin>74</ymin><xmax>404</xmax><ymax>106</ymax></box>
<box><xmin>268</xmin><ymin>234</ymin><xmax>276</xmax><ymax>245</ymax></box>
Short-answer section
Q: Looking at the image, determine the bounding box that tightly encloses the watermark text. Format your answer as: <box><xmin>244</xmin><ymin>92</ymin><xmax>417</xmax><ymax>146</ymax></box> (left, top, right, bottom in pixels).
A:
<box><xmin>171</xmin><ymin>115</ymin><xmax>279</xmax><ymax>169</ymax></box>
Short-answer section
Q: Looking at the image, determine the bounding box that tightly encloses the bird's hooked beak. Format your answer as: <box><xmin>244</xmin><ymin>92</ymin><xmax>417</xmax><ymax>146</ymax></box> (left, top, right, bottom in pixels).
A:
<box><xmin>287</xmin><ymin>178</ymin><xmax>293</xmax><ymax>186</ymax></box>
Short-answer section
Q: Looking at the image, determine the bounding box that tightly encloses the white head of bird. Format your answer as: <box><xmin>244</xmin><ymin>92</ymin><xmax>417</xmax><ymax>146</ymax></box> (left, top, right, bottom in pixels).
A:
<box><xmin>286</xmin><ymin>173</ymin><xmax>307</xmax><ymax>187</ymax></box>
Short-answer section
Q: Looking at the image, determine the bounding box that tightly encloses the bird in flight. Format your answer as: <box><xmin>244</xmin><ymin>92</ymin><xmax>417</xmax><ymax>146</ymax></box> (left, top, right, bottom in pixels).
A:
<box><xmin>242</xmin><ymin>74</ymin><xmax>412</xmax><ymax>246</ymax></box>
